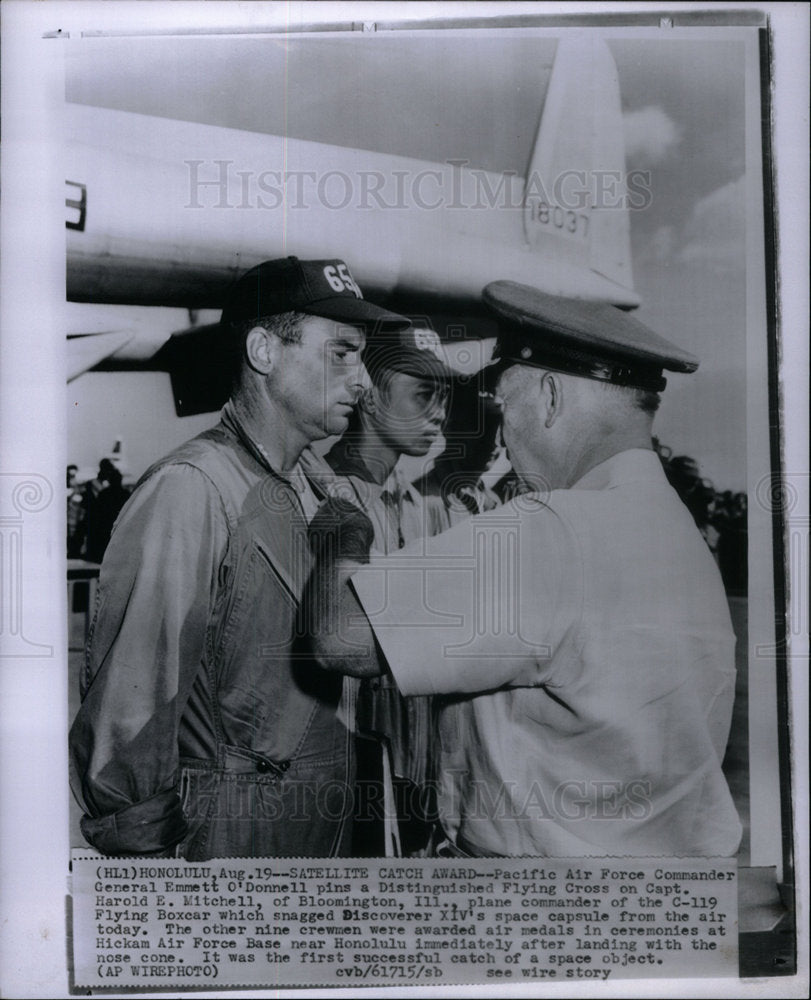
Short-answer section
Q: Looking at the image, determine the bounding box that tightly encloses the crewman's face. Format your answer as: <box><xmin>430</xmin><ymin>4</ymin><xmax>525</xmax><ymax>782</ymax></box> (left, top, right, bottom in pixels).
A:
<box><xmin>494</xmin><ymin>365</ymin><xmax>547</xmax><ymax>487</ymax></box>
<box><xmin>371</xmin><ymin>371</ymin><xmax>448</xmax><ymax>457</ymax></box>
<box><xmin>275</xmin><ymin>316</ymin><xmax>367</xmax><ymax>440</ymax></box>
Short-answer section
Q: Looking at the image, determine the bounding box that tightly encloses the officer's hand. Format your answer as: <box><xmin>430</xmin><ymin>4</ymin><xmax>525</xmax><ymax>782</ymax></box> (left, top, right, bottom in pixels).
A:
<box><xmin>309</xmin><ymin>496</ymin><xmax>375</xmax><ymax>565</ymax></box>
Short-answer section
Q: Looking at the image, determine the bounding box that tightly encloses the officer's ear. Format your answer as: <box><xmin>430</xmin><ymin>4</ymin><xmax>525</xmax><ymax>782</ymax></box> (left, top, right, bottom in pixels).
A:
<box><xmin>245</xmin><ymin>325</ymin><xmax>283</xmax><ymax>376</ymax></box>
<box><xmin>539</xmin><ymin>371</ymin><xmax>563</xmax><ymax>428</ymax></box>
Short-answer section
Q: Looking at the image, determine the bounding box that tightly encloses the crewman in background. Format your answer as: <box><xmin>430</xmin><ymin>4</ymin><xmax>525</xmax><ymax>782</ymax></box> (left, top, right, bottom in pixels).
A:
<box><xmin>304</xmin><ymin>325</ymin><xmax>455</xmax><ymax>855</ymax></box>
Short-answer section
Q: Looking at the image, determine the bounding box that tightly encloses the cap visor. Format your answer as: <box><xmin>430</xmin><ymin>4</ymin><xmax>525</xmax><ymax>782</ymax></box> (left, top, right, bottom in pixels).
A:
<box><xmin>366</xmin><ymin>348</ymin><xmax>458</xmax><ymax>382</ymax></box>
<box><xmin>398</xmin><ymin>355</ymin><xmax>458</xmax><ymax>381</ymax></box>
<box><xmin>305</xmin><ymin>296</ymin><xmax>410</xmax><ymax>331</ymax></box>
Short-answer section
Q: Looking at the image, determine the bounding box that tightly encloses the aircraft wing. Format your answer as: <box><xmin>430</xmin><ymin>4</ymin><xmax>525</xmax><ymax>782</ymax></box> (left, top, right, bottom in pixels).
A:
<box><xmin>65</xmin><ymin>34</ymin><xmax>638</xmax><ymax>413</ymax></box>
<box><xmin>67</xmin><ymin>332</ymin><xmax>134</xmax><ymax>381</ymax></box>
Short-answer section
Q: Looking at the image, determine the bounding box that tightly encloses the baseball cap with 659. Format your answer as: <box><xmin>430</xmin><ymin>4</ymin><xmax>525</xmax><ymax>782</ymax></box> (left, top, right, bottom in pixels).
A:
<box><xmin>221</xmin><ymin>257</ymin><xmax>411</xmax><ymax>331</ymax></box>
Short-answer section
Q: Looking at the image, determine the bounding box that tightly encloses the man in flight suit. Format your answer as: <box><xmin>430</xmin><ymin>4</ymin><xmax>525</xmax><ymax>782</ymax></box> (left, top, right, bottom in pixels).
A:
<box><xmin>69</xmin><ymin>257</ymin><xmax>409</xmax><ymax>858</ymax></box>
<box><xmin>306</xmin><ymin>281</ymin><xmax>742</xmax><ymax>859</ymax></box>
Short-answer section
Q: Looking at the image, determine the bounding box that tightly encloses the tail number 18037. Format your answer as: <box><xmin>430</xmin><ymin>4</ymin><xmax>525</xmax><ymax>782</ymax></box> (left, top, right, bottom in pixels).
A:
<box><xmin>525</xmin><ymin>198</ymin><xmax>589</xmax><ymax>239</ymax></box>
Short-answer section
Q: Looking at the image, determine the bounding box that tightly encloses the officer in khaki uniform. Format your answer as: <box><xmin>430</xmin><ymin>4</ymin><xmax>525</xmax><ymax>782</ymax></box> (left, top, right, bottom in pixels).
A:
<box><xmin>306</xmin><ymin>281</ymin><xmax>742</xmax><ymax>859</ymax></box>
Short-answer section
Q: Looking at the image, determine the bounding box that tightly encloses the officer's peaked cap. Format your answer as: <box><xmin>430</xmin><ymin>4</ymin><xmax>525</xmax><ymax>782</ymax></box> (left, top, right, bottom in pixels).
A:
<box><xmin>483</xmin><ymin>281</ymin><xmax>698</xmax><ymax>393</ymax></box>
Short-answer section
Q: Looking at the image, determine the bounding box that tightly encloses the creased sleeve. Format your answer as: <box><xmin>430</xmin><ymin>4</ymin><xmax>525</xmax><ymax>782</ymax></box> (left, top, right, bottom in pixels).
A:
<box><xmin>69</xmin><ymin>464</ymin><xmax>228</xmax><ymax>855</ymax></box>
<box><xmin>350</xmin><ymin>498</ymin><xmax>579</xmax><ymax>697</ymax></box>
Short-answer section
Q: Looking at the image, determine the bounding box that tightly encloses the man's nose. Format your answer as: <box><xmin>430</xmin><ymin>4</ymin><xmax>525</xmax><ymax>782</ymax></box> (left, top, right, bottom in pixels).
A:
<box><xmin>346</xmin><ymin>360</ymin><xmax>370</xmax><ymax>400</ymax></box>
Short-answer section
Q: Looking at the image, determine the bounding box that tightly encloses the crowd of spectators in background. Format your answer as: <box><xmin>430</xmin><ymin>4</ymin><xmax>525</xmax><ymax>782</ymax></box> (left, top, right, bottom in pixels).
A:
<box><xmin>66</xmin><ymin>459</ymin><xmax>131</xmax><ymax>564</ymax></box>
<box><xmin>66</xmin><ymin>435</ymin><xmax>747</xmax><ymax>596</ymax></box>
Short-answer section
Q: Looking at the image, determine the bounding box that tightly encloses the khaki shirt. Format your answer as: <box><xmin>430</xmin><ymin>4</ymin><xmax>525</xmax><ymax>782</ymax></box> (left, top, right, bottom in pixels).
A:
<box><xmin>352</xmin><ymin>449</ymin><xmax>741</xmax><ymax>857</ymax></box>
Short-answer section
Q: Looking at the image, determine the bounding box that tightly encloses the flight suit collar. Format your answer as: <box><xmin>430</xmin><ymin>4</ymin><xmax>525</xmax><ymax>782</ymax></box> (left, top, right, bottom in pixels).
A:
<box><xmin>220</xmin><ymin>400</ymin><xmax>328</xmax><ymax>500</ymax></box>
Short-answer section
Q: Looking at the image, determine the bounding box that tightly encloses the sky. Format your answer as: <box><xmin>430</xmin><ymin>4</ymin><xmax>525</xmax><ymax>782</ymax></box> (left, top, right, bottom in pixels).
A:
<box><xmin>66</xmin><ymin>28</ymin><xmax>755</xmax><ymax>490</ymax></box>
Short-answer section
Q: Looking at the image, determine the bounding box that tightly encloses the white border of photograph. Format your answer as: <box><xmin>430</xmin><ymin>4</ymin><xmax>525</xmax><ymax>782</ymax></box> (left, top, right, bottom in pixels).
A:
<box><xmin>0</xmin><ymin>2</ymin><xmax>807</xmax><ymax>998</ymax></box>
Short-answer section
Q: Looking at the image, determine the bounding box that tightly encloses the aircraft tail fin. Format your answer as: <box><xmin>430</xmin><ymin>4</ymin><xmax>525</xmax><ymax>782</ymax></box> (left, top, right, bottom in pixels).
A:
<box><xmin>523</xmin><ymin>36</ymin><xmax>635</xmax><ymax>300</ymax></box>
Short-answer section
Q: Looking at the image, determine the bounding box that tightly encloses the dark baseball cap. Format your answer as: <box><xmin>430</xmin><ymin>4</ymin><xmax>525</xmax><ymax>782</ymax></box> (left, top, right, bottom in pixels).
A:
<box><xmin>482</xmin><ymin>280</ymin><xmax>698</xmax><ymax>393</ymax></box>
<box><xmin>221</xmin><ymin>257</ymin><xmax>410</xmax><ymax>331</ymax></box>
<box><xmin>363</xmin><ymin>325</ymin><xmax>457</xmax><ymax>383</ymax></box>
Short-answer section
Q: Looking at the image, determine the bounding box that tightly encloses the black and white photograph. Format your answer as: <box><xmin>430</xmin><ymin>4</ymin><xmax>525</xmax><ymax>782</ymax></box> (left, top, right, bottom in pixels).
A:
<box><xmin>0</xmin><ymin>1</ymin><xmax>807</xmax><ymax>997</ymax></box>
